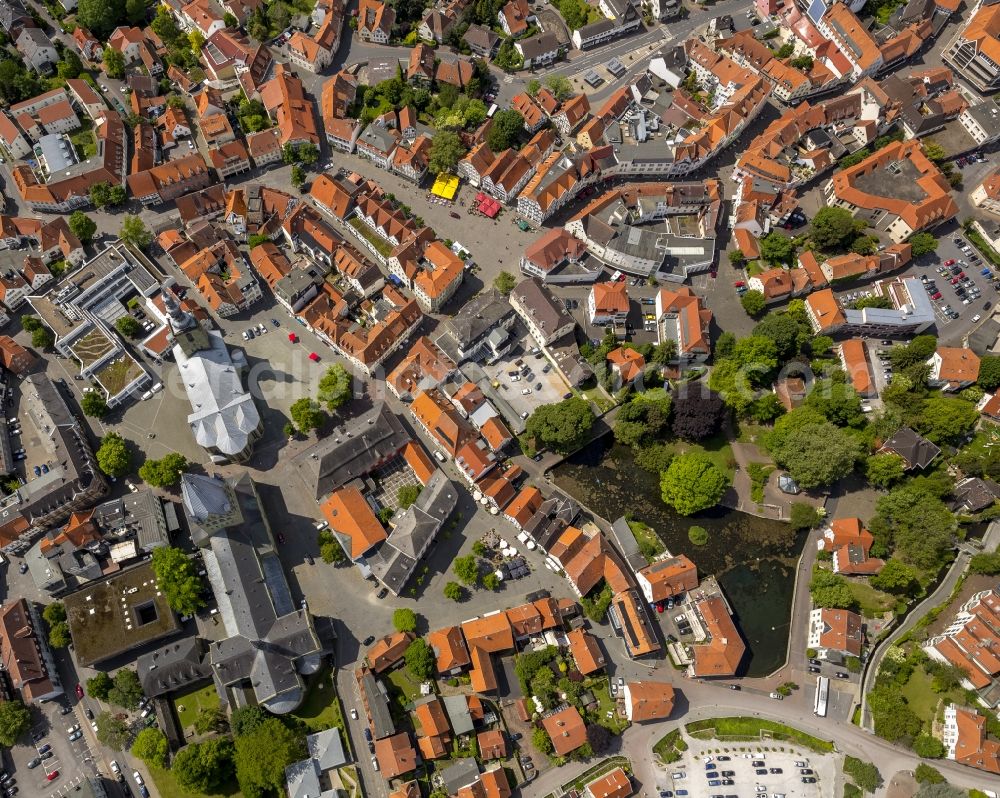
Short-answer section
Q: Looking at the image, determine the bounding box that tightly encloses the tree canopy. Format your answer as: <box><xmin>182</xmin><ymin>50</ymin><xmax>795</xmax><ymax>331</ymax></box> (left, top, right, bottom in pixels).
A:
<box><xmin>865</xmin><ymin>453</ymin><xmax>905</xmax><ymax>488</ymax></box>
<box><xmin>809</xmin><ymin>568</ymin><xmax>857</xmax><ymax>610</ymax></box>
<box><xmin>759</xmin><ymin>231</ymin><xmax>795</xmax><ymax>265</ymax></box>
<box><xmin>752</xmin><ymin>312</ymin><xmax>809</xmax><ymax>360</ymax></box>
<box><xmin>234</xmin><ymin>718</ymin><xmax>306</xmax><ymax>798</ymax></box>
<box><xmin>174</xmin><ymin>737</ymin><xmax>236</xmax><ymax>794</ymax></box>
<box><xmin>869</xmin><ymin>484</ymin><xmax>956</xmax><ymax>572</ymax></box>
<box><xmin>139</xmin><ymin>452</ymin><xmax>189</xmax><ymax>488</ymax></box>
<box><xmin>119</xmin><ymin>215</ymin><xmax>152</xmax><ymax>249</ymax></box>
<box><xmin>97</xmin><ymin>432</ymin><xmax>131</xmax><ymax>477</ymax></box>
<box><xmin>767</xmin><ymin>410</ymin><xmax>862</xmax><ymax>488</ymax></box>
<box><xmin>317</xmin><ymin>365</ymin><xmax>352</xmax><ymax>412</ymax></box>
<box><xmin>428</xmin><ymin>130</ymin><xmax>466</xmax><ymax>174</ymax></box>
<box><xmin>810</xmin><ymin>206</ymin><xmax>866</xmax><ymax>250</ymax></box>
<box><xmin>804</xmin><ymin>378</ymin><xmax>866</xmax><ymax>428</ymax></box>
<box><xmin>907</xmin><ymin>232</ymin><xmax>937</xmax><ymax>258</ymax></box>
<box><xmin>915</xmin><ymin>396</ymin><xmax>978</xmax><ymax>444</ymax></box>
<box><xmin>78</xmin><ymin>0</ymin><xmax>126</xmax><ymax>38</ymax></box>
<box><xmin>660</xmin><ymin>453</ymin><xmax>729</xmax><ymax>515</ymax></box>
<box><xmin>405</xmin><ymin>638</ymin><xmax>435</xmax><ymax>679</ymax></box>
<box><xmin>108</xmin><ymin>668</ymin><xmax>144</xmax><ymax>710</ymax></box>
<box><xmin>487</xmin><ymin>109</ymin><xmax>525</xmax><ymax>151</ymax></box>
<box><xmin>740</xmin><ymin>289</ymin><xmax>766</xmax><ymax>317</ymax></box>
<box><xmin>69</xmin><ymin>211</ymin><xmax>97</xmax><ymax>243</ymax></box>
<box><xmin>151</xmin><ymin>546</ymin><xmax>206</xmax><ymax>617</ymax></box>
<box><xmin>95</xmin><ymin>711</ymin><xmax>131</xmax><ymax>749</ymax></box>
<box><xmin>392</xmin><ymin>608</ymin><xmax>417</xmax><ymax>633</ymax></box>
<box><xmin>290</xmin><ymin>398</ymin><xmax>325</xmax><ymax>433</ymax></box>
<box><xmin>526</xmin><ymin>397</ymin><xmax>594</xmax><ymax>454</ymax></box>
<box><xmin>131</xmin><ymin>728</ymin><xmax>169</xmax><ymax>768</ymax></box>
<box><xmin>0</xmin><ymin>699</ymin><xmax>30</xmax><ymax>746</ymax></box>
<box><xmin>453</xmin><ymin>555</ymin><xmax>480</xmax><ymax>586</ymax></box>
<box><xmin>671</xmin><ymin>388</ymin><xmax>726</xmax><ymax>441</ymax></box>
<box><xmin>81</xmin><ymin>391</ymin><xmax>108</xmax><ymax>418</ymax></box>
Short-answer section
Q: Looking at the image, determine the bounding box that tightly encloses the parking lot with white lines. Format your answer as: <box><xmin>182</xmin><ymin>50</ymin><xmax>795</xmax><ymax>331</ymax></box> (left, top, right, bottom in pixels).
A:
<box><xmin>659</xmin><ymin>742</ymin><xmax>838</xmax><ymax>798</ymax></box>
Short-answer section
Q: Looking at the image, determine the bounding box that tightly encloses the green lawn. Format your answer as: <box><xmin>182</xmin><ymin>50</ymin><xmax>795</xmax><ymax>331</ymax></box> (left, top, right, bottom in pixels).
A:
<box><xmin>653</xmin><ymin>729</ymin><xmax>687</xmax><ymax>763</ymax></box>
<box><xmin>686</xmin><ymin>717</ymin><xmax>834</xmax><ymax>753</ymax></box>
<box><xmin>148</xmin><ymin>762</ymin><xmax>240</xmax><ymax>798</ymax></box>
<box><xmin>173</xmin><ymin>683</ymin><xmax>220</xmax><ymax>731</ymax></box>
<box><xmin>386</xmin><ymin>667</ymin><xmax>426</xmax><ymax>706</ymax></box>
<box><xmin>348</xmin><ymin>217</ymin><xmax>393</xmax><ymax>258</ymax></box>
<box><xmin>666</xmin><ymin>431</ymin><xmax>736</xmax><ymax>481</ymax></box>
<box><xmin>587</xmin><ymin>680</ymin><xmax>627</xmax><ymax>734</ymax></box>
<box><xmin>579</xmin><ymin>385</ymin><xmax>615</xmax><ymax>413</ymax></box>
<box><xmin>899</xmin><ymin>665</ymin><xmax>940</xmax><ymax>724</ymax></box>
<box><xmin>846</xmin><ymin>580</ymin><xmax>897</xmax><ymax>617</ymax></box>
<box><xmin>627</xmin><ymin>518</ymin><xmax>665</xmax><ymax>562</ymax></box>
<box><xmin>292</xmin><ymin>669</ymin><xmax>345</xmax><ymax>734</ymax></box>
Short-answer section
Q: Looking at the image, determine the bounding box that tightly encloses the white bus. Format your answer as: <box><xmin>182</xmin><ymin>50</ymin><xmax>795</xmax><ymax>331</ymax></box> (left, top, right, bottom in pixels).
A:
<box><xmin>814</xmin><ymin>675</ymin><xmax>829</xmax><ymax>717</ymax></box>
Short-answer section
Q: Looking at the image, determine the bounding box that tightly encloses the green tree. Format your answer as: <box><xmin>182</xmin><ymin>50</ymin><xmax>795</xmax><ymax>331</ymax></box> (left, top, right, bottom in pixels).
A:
<box><xmin>397</xmin><ymin>484</ymin><xmax>422</xmax><ymax>509</ymax></box>
<box><xmin>393</xmin><ymin>608</ymin><xmax>417</xmax><ymax>633</ymax></box>
<box><xmin>526</xmin><ymin>78</ymin><xmax>541</xmax><ymax>95</ymax></box>
<box><xmin>234</xmin><ymin>718</ymin><xmax>306</xmax><ymax>798</ymax></box>
<box><xmin>317</xmin><ymin>364</ymin><xmax>352</xmax><ymax>412</ymax></box>
<box><xmin>660</xmin><ymin>453</ymin><xmax>729</xmax><ymax>516</ymax></box>
<box><xmin>979</xmin><ymin>355</ymin><xmax>1000</xmax><ymax>391</ymax></box>
<box><xmin>482</xmin><ymin>572</ymin><xmax>500</xmax><ymax>590</ymax></box>
<box><xmin>970</xmin><ymin>551</ymin><xmax>1000</xmax><ymax>575</ymax></box>
<box><xmin>108</xmin><ymin>668</ymin><xmax>144</xmax><ymax>710</ymax></box>
<box><xmin>428</xmin><ymin>130</ymin><xmax>466</xmax><ymax>174</ymax></box>
<box><xmin>844</xmin><ymin>757</ymin><xmax>882</xmax><ymax>793</ymax></box>
<box><xmin>731</xmin><ymin>335</ymin><xmax>779</xmax><ymax>376</ymax></box>
<box><xmin>231</xmin><ymin>705</ymin><xmax>269</xmax><ymax>737</ymax></box>
<box><xmin>870</xmin><ymin>558</ymin><xmax>920</xmax><ymax>595</ymax></box>
<box><xmin>913</xmin><ymin>741</ymin><xmax>946</xmax><ymax>763</ymax></box>
<box><xmin>688</xmin><ymin>525</ymin><xmax>709</xmax><ymax>545</ymax></box>
<box><xmin>48</xmin><ymin>622</ymin><xmax>71</xmax><ymax>648</ymax></box>
<box><xmin>43</xmin><ymin>602</ymin><xmax>66</xmax><ymax>626</ymax></box>
<box><xmin>740</xmin><ymin>290</ymin><xmax>767</xmax><ymax>317</ymax></box>
<box><xmin>57</xmin><ymin>51</ymin><xmax>84</xmax><ymax>80</ymax></box>
<box><xmin>759</xmin><ymin>231</ymin><xmax>795</xmax><ymax>264</ymax></box>
<box><xmin>119</xmin><ymin>215</ymin><xmax>152</xmax><ymax>249</ymax></box>
<box><xmin>102</xmin><ymin>47</ymin><xmax>126</xmax><ymax>79</ymax></box>
<box><xmin>138</xmin><ymin>452</ymin><xmax>189</xmax><ymax>488</ymax></box>
<box><xmin>193</xmin><ymin>706</ymin><xmax>229</xmax><ymax>735</ymax></box>
<box><xmin>290</xmin><ymin>398</ymin><xmax>324</xmax><ymax>433</ymax></box>
<box><xmin>532</xmin><ymin>727</ymin><xmax>553</xmax><ymax>755</ymax></box>
<box><xmin>769</xmin><ymin>418</ymin><xmax>861</xmax><ymax>489</ymax></box>
<box><xmin>0</xmin><ymin>700</ymin><xmax>30</xmax><ymax>746</ymax></box>
<box><xmin>544</xmin><ymin>75</ymin><xmax>572</xmax><ymax>100</ymax></box>
<box><xmin>495</xmin><ymin>37</ymin><xmax>523</xmax><ymax>71</ymax></box>
<box><xmin>888</xmin><ymin>334</ymin><xmax>937</xmax><ymax>370</ymax></box>
<box><xmin>132</xmin><ymin>728</ymin><xmax>169</xmax><ymax>768</ymax></box>
<box><xmin>487</xmin><ymin>110</ymin><xmax>525</xmax><ymax>152</ymax></box>
<box><xmin>126</xmin><ymin>0</ymin><xmax>146</xmax><ymax>24</ymax></box>
<box><xmin>151</xmin><ymin>546</ymin><xmax>206</xmax><ymax>616</ymax></box>
<box><xmin>804</xmin><ymin>378</ymin><xmax>865</xmax><ymax>427</ymax></box>
<box><xmin>223</xmin><ymin>11</ymin><xmax>238</xmax><ymax>27</ymax></box>
<box><xmin>809</xmin><ymin>568</ymin><xmax>858</xmax><ymax>610</ymax></box>
<box><xmin>444</xmin><ymin>581</ymin><xmax>464</xmax><ymax>601</ymax></box>
<box><xmin>68</xmin><ymin>211</ymin><xmax>97</xmax><ymax>243</ymax></box>
<box><xmin>97</xmin><ymin>432</ymin><xmax>131</xmax><ymax>477</ymax></box>
<box><xmin>78</xmin><ymin>0</ymin><xmax>125</xmax><ymax>36</ymax></box>
<box><xmin>789</xmin><ymin>503</ymin><xmax>822</xmax><ymax>530</ymax></box>
<box><xmin>174</xmin><ymin>737</ymin><xmax>236</xmax><ymax>793</ymax></box>
<box><xmin>31</xmin><ymin>325</ymin><xmax>54</xmax><ymax>349</ymax></box>
<box><xmin>917</xmin><ymin>396</ymin><xmax>978</xmax><ymax>444</ymax></box>
<box><xmin>869</xmin><ymin>485</ymin><xmax>956</xmax><ymax>572</ymax></box>
<box><xmin>290</xmin><ymin>164</ymin><xmax>306</xmax><ymax>189</ymax></box>
<box><xmin>453</xmin><ymin>554</ymin><xmax>480</xmax><ymax>586</ymax></box>
<box><xmin>494</xmin><ymin>271</ymin><xmax>517</xmax><ymax>295</ymax></box>
<box><xmin>526</xmin><ymin>397</ymin><xmax>594</xmax><ymax>454</ymax></box>
<box><xmin>908</xmin><ymin>232</ymin><xmax>937</xmax><ymax>258</ymax></box>
<box><xmin>405</xmin><ymin>638</ymin><xmax>435</xmax><ymax>679</ymax></box>
<box><xmin>96</xmin><ymin>711</ymin><xmax>131</xmax><ymax>749</ymax></box>
<box><xmin>810</xmin><ymin>206</ymin><xmax>865</xmax><ymax>250</ymax></box>
<box><xmin>115</xmin><ymin>315</ymin><xmax>142</xmax><ymax>337</ymax></box>
<box><xmin>753</xmin><ymin>312</ymin><xmax>809</xmax><ymax>360</ymax></box>
<box><xmin>865</xmin><ymin>453</ymin><xmax>905</xmax><ymax>488</ymax></box>
<box><xmin>87</xmin><ymin>672</ymin><xmax>113</xmax><ymax>701</ymax></box>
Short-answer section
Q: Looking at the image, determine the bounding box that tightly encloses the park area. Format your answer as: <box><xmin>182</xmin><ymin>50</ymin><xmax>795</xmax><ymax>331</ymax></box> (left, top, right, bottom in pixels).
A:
<box><xmin>173</xmin><ymin>683</ymin><xmax>220</xmax><ymax>733</ymax></box>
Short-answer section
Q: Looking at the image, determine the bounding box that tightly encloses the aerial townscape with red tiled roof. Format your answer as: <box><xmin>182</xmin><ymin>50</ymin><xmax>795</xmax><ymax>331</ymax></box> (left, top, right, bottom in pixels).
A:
<box><xmin>0</xmin><ymin>0</ymin><xmax>998</xmax><ymax>793</ymax></box>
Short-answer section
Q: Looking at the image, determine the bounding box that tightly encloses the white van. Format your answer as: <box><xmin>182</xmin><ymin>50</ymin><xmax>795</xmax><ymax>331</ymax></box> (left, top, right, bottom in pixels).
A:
<box><xmin>433</xmin><ymin>451</ymin><xmax>446</xmax><ymax>463</ymax></box>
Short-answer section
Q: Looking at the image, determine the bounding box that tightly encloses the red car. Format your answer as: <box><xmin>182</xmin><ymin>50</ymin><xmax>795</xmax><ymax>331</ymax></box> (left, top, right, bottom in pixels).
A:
<box><xmin>958</xmin><ymin>271</ymin><xmax>966</xmax><ymax>278</ymax></box>
<box><xmin>75</xmin><ymin>683</ymin><xmax>84</xmax><ymax>699</ymax></box>
<box><xmin>309</xmin><ymin>352</ymin><xmax>320</xmax><ymax>362</ymax></box>
<box><xmin>288</xmin><ymin>332</ymin><xmax>298</xmax><ymax>343</ymax></box>
<box><xmin>733</xmin><ymin>280</ymin><xmax>746</xmax><ymax>288</ymax></box>
<box><xmin>932</xmin><ymin>292</ymin><xmax>942</xmax><ymax>300</ymax></box>
<box><xmin>47</xmin><ymin>771</ymin><xmax>59</xmax><ymax>782</ymax></box>
<box><xmin>951</xmin><ymin>277</ymin><xmax>960</xmax><ymax>284</ymax></box>
<box><xmin>944</xmin><ymin>259</ymin><xmax>956</xmax><ymax>267</ymax></box>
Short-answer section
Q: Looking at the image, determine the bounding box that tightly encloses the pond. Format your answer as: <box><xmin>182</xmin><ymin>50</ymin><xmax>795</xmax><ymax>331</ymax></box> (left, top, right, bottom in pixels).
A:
<box><xmin>551</xmin><ymin>435</ymin><xmax>807</xmax><ymax>678</ymax></box>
